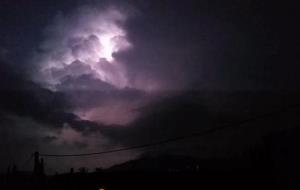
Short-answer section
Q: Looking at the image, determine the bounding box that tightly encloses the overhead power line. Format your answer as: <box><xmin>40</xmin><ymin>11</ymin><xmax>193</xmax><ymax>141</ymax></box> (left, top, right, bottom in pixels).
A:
<box><xmin>40</xmin><ymin>105</ymin><xmax>299</xmax><ymax>158</ymax></box>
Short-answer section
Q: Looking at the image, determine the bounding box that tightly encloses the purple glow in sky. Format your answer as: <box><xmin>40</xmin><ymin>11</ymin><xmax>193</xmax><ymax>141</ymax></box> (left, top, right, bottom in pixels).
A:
<box><xmin>34</xmin><ymin>7</ymin><xmax>132</xmax><ymax>90</ymax></box>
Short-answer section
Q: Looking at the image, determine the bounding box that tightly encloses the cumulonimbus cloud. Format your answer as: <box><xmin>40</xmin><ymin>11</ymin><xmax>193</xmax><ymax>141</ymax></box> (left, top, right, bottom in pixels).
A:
<box><xmin>30</xmin><ymin>5</ymin><xmax>164</xmax><ymax>126</ymax></box>
<box><xmin>33</xmin><ymin>6</ymin><xmax>132</xmax><ymax>90</ymax></box>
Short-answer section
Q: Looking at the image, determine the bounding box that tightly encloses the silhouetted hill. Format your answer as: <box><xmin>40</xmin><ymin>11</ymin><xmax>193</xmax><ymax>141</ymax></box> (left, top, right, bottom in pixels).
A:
<box><xmin>108</xmin><ymin>154</ymin><xmax>201</xmax><ymax>172</ymax></box>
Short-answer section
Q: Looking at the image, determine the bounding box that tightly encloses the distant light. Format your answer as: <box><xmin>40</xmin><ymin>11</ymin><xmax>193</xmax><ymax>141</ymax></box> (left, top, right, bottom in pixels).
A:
<box><xmin>99</xmin><ymin>188</ymin><xmax>105</xmax><ymax>190</ymax></box>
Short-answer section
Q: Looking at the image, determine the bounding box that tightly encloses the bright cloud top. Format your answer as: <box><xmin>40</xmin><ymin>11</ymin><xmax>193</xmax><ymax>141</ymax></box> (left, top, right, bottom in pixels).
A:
<box><xmin>34</xmin><ymin>7</ymin><xmax>132</xmax><ymax>90</ymax></box>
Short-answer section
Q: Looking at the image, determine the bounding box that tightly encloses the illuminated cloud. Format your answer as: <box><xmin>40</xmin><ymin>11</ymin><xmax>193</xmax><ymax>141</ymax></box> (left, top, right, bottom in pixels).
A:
<box><xmin>34</xmin><ymin>6</ymin><xmax>132</xmax><ymax>90</ymax></box>
<box><xmin>31</xmin><ymin>5</ymin><xmax>160</xmax><ymax>126</ymax></box>
<box><xmin>75</xmin><ymin>99</ymin><xmax>141</xmax><ymax>125</ymax></box>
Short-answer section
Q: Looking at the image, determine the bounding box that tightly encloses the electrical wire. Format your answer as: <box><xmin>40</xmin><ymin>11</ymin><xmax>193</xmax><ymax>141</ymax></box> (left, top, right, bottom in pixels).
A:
<box><xmin>40</xmin><ymin>105</ymin><xmax>299</xmax><ymax>157</ymax></box>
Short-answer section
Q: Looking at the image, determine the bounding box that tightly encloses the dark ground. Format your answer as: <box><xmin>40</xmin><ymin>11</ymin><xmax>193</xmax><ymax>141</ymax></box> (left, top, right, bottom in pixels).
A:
<box><xmin>1</xmin><ymin>126</ymin><xmax>295</xmax><ymax>190</ymax></box>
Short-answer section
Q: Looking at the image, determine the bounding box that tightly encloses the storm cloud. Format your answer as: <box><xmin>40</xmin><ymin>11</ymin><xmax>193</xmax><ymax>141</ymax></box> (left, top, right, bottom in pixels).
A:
<box><xmin>0</xmin><ymin>0</ymin><xmax>298</xmax><ymax>174</ymax></box>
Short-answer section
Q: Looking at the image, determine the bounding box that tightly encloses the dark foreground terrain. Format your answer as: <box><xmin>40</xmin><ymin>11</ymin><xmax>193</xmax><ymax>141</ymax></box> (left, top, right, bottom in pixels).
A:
<box><xmin>0</xmin><ymin>170</ymin><xmax>286</xmax><ymax>190</ymax></box>
<box><xmin>1</xmin><ymin>126</ymin><xmax>295</xmax><ymax>190</ymax></box>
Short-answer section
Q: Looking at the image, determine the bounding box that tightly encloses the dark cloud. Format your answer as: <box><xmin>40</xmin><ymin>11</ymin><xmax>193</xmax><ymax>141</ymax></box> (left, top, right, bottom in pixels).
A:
<box><xmin>56</xmin><ymin>74</ymin><xmax>115</xmax><ymax>91</ymax></box>
<box><xmin>100</xmin><ymin>92</ymin><xmax>212</xmax><ymax>144</ymax></box>
<box><xmin>117</xmin><ymin>0</ymin><xmax>298</xmax><ymax>91</ymax></box>
<box><xmin>42</xmin><ymin>135</ymin><xmax>58</xmax><ymax>143</ymax></box>
<box><xmin>50</xmin><ymin>60</ymin><xmax>94</xmax><ymax>83</ymax></box>
<box><xmin>0</xmin><ymin>59</ymin><xmax>79</xmax><ymax>127</ymax></box>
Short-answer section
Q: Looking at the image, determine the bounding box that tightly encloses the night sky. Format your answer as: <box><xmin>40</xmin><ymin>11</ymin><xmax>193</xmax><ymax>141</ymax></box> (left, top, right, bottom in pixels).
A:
<box><xmin>0</xmin><ymin>0</ymin><xmax>298</xmax><ymax>173</ymax></box>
